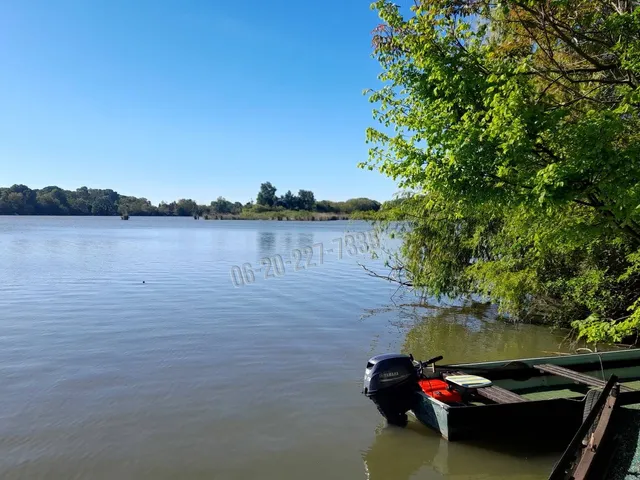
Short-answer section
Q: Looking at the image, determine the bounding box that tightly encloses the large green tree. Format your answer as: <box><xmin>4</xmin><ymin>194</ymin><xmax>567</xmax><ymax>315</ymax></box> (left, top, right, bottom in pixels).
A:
<box><xmin>256</xmin><ymin>182</ymin><xmax>278</xmax><ymax>207</ymax></box>
<box><xmin>175</xmin><ymin>199</ymin><xmax>198</xmax><ymax>216</ymax></box>
<box><xmin>363</xmin><ymin>0</ymin><xmax>640</xmax><ymax>345</ymax></box>
<box><xmin>281</xmin><ymin>190</ymin><xmax>297</xmax><ymax>209</ymax></box>
<box><xmin>91</xmin><ymin>196</ymin><xmax>116</xmax><ymax>216</ymax></box>
<box><xmin>211</xmin><ymin>196</ymin><xmax>234</xmax><ymax>214</ymax></box>
<box><xmin>296</xmin><ymin>190</ymin><xmax>316</xmax><ymax>211</ymax></box>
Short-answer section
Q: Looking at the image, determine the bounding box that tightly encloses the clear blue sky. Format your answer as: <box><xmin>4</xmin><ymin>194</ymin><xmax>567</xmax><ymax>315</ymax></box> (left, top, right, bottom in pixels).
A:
<box><xmin>0</xmin><ymin>0</ymin><xmax>399</xmax><ymax>204</ymax></box>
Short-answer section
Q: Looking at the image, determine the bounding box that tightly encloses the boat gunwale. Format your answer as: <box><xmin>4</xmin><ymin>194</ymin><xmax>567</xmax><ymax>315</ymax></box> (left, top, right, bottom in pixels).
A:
<box><xmin>417</xmin><ymin>390</ymin><xmax>585</xmax><ymax>410</ymax></box>
<box><xmin>447</xmin><ymin>348</ymin><xmax>640</xmax><ymax>370</ymax></box>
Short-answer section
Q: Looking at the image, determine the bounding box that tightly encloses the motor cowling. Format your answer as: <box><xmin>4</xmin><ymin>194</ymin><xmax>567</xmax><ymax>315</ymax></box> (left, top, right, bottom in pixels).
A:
<box><xmin>363</xmin><ymin>353</ymin><xmax>419</xmax><ymax>427</ymax></box>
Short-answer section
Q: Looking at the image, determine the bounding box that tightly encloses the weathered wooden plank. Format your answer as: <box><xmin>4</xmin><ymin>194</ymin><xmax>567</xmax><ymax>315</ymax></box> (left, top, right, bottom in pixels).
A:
<box><xmin>476</xmin><ymin>385</ymin><xmax>529</xmax><ymax>404</ymax></box>
<box><xmin>535</xmin><ymin>364</ymin><xmax>633</xmax><ymax>392</ymax></box>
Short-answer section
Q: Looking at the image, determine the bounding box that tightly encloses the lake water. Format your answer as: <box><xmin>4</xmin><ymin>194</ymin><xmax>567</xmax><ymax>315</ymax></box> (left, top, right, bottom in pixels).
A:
<box><xmin>0</xmin><ymin>216</ymin><xmax>574</xmax><ymax>479</ymax></box>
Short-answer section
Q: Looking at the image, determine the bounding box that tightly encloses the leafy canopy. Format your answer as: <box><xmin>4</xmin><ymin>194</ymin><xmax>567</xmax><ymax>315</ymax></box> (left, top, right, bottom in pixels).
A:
<box><xmin>256</xmin><ymin>182</ymin><xmax>278</xmax><ymax>207</ymax></box>
<box><xmin>363</xmin><ymin>0</ymin><xmax>640</xmax><ymax>345</ymax></box>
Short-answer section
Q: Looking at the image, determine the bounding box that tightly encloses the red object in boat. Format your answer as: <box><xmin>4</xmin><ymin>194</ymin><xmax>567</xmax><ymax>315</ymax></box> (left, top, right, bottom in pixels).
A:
<box><xmin>418</xmin><ymin>378</ymin><xmax>462</xmax><ymax>403</ymax></box>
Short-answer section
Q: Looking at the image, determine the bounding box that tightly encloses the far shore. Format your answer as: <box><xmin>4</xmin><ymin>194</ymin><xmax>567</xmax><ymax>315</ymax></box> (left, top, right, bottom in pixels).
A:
<box><xmin>1</xmin><ymin>213</ymin><xmax>374</xmax><ymax>222</ymax></box>
<box><xmin>201</xmin><ymin>212</ymin><xmax>356</xmax><ymax>221</ymax></box>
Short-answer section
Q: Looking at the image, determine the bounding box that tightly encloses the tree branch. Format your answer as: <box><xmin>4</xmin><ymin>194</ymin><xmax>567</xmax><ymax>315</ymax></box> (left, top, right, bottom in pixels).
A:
<box><xmin>358</xmin><ymin>262</ymin><xmax>414</xmax><ymax>287</ymax></box>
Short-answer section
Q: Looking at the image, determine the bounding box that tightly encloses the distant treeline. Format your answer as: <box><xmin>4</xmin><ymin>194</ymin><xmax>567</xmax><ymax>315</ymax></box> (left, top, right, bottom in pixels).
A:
<box><xmin>0</xmin><ymin>183</ymin><xmax>382</xmax><ymax>217</ymax></box>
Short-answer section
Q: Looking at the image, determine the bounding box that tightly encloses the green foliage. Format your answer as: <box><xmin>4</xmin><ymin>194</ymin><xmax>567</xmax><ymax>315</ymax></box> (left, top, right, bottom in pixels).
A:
<box><xmin>345</xmin><ymin>198</ymin><xmax>381</xmax><ymax>212</ymax></box>
<box><xmin>571</xmin><ymin>315</ymin><xmax>628</xmax><ymax>346</ymax></box>
<box><xmin>316</xmin><ymin>198</ymin><xmax>382</xmax><ymax>213</ymax></box>
<box><xmin>258</xmin><ymin>184</ymin><xmax>316</xmax><ymax>211</ymax></box>
<box><xmin>0</xmin><ymin>183</ymin><xmax>381</xmax><ymax>218</ymax></box>
<box><xmin>279</xmin><ymin>190</ymin><xmax>297</xmax><ymax>209</ymax></box>
<box><xmin>210</xmin><ymin>197</ymin><xmax>242</xmax><ymax>215</ymax></box>
<box><xmin>256</xmin><ymin>182</ymin><xmax>278</xmax><ymax>207</ymax></box>
<box><xmin>315</xmin><ymin>200</ymin><xmax>336</xmax><ymax>213</ymax></box>
<box><xmin>244</xmin><ymin>203</ymin><xmax>278</xmax><ymax>214</ymax></box>
<box><xmin>239</xmin><ymin>208</ymin><xmax>349</xmax><ymax>221</ymax></box>
<box><xmin>252</xmin><ymin>181</ymin><xmax>378</xmax><ymax>214</ymax></box>
<box><xmin>296</xmin><ymin>189</ymin><xmax>316</xmax><ymax>211</ymax></box>
<box><xmin>175</xmin><ymin>199</ymin><xmax>198</xmax><ymax>216</ymax></box>
<box><xmin>90</xmin><ymin>196</ymin><xmax>116</xmax><ymax>216</ymax></box>
<box><xmin>364</xmin><ymin>0</ymin><xmax>640</xmax><ymax>346</ymax></box>
<box><xmin>118</xmin><ymin>196</ymin><xmax>155</xmax><ymax>216</ymax></box>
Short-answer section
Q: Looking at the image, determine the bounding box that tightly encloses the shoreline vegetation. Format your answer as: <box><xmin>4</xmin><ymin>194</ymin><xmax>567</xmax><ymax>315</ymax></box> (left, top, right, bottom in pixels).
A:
<box><xmin>364</xmin><ymin>1</ymin><xmax>640</xmax><ymax>347</ymax></box>
<box><xmin>0</xmin><ymin>182</ymin><xmax>383</xmax><ymax>221</ymax></box>
<box><xmin>204</xmin><ymin>211</ymin><xmax>353</xmax><ymax>221</ymax></box>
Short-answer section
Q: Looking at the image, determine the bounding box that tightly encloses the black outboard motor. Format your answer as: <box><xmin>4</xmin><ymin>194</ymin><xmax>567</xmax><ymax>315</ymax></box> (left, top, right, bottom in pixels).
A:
<box><xmin>363</xmin><ymin>353</ymin><xmax>419</xmax><ymax>427</ymax></box>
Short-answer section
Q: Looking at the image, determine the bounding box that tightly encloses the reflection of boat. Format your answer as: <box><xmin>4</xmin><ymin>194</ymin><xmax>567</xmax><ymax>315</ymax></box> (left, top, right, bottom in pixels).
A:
<box><xmin>363</xmin><ymin>349</ymin><xmax>640</xmax><ymax>441</ymax></box>
<box><xmin>362</xmin><ymin>423</ymin><xmax>430</xmax><ymax>480</ymax></box>
<box><xmin>363</xmin><ymin>421</ymin><xmax>561</xmax><ymax>480</ymax></box>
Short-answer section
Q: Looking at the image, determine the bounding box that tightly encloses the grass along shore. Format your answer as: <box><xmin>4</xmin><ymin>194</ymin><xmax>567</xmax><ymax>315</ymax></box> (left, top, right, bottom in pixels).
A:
<box><xmin>202</xmin><ymin>210</ymin><xmax>354</xmax><ymax>221</ymax></box>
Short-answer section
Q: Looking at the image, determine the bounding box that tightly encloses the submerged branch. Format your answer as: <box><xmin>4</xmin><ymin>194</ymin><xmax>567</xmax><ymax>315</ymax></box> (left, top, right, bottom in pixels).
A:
<box><xmin>358</xmin><ymin>262</ymin><xmax>414</xmax><ymax>288</ymax></box>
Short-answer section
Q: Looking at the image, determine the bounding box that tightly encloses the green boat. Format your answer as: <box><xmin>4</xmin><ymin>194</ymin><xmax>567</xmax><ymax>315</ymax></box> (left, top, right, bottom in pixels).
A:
<box><xmin>363</xmin><ymin>349</ymin><xmax>640</xmax><ymax>442</ymax></box>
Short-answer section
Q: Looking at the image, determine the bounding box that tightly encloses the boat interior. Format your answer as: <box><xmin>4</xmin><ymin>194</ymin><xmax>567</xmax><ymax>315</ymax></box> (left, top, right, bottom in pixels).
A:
<box><xmin>422</xmin><ymin>355</ymin><xmax>640</xmax><ymax>407</ymax></box>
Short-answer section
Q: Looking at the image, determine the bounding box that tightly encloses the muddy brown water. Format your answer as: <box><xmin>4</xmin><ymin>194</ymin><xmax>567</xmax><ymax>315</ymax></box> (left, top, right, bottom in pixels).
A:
<box><xmin>0</xmin><ymin>217</ymin><xmax>575</xmax><ymax>479</ymax></box>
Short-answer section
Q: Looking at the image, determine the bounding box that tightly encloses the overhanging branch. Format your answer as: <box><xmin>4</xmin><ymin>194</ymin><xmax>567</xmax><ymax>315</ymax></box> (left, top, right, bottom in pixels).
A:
<box><xmin>358</xmin><ymin>262</ymin><xmax>414</xmax><ymax>287</ymax></box>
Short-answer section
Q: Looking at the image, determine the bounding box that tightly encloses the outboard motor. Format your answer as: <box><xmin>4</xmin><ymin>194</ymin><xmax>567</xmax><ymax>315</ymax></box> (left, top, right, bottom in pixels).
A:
<box><xmin>363</xmin><ymin>353</ymin><xmax>419</xmax><ymax>427</ymax></box>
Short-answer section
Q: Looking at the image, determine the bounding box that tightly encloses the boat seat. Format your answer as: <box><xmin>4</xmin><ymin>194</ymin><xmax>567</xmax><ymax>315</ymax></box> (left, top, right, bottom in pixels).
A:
<box><xmin>534</xmin><ymin>364</ymin><xmax>634</xmax><ymax>392</ymax></box>
<box><xmin>445</xmin><ymin>374</ymin><xmax>492</xmax><ymax>389</ymax></box>
<box><xmin>476</xmin><ymin>384</ymin><xmax>529</xmax><ymax>403</ymax></box>
<box><xmin>447</xmin><ymin>372</ymin><xmax>529</xmax><ymax>404</ymax></box>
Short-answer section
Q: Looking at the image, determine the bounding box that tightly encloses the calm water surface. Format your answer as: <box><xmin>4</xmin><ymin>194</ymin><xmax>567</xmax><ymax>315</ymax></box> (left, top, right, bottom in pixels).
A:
<box><xmin>0</xmin><ymin>217</ymin><xmax>573</xmax><ymax>479</ymax></box>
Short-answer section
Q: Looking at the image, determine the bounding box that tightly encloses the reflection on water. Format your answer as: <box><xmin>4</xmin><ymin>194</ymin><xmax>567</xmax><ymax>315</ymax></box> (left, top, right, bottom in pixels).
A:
<box><xmin>399</xmin><ymin>302</ymin><xmax>571</xmax><ymax>364</ymax></box>
<box><xmin>363</xmin><ymin>423</ymin><xmax>431</xmax><ymax>480</ymax></box>
<box><xmin>363</xmin><ymin>421</ymin><xmax>560</xmax><ymax>480</ymax></box>
<box><xmin>283</xmin><ymin>232</ymin><xmax>293</xmax><ymax>254</ymax></box>
<box><xmin>297</xmin><ymin>232</ymin><xmax>314</xmax><ymax>249</ymax></box>
<box><xmin>257</xmin><ymin>230</ymin><xmax>317</xmax><ymax>262</ymax></box>
<box><xmin>0</xmin><ymin>217</ymin><xmax>581</xmax><ymax>479</ymax></box>
<box><xmin>257</xmin><ymin>231</ymin><xmax>276</xmax><ymax>258</ymax></box>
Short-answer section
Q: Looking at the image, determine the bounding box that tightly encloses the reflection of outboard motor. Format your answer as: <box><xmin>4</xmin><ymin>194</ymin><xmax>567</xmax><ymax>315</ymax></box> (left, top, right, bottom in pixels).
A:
<box><xmin>363</xmin><ymin>354</ymin><xmax>419</xmax><ymax>427</ymax></box>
